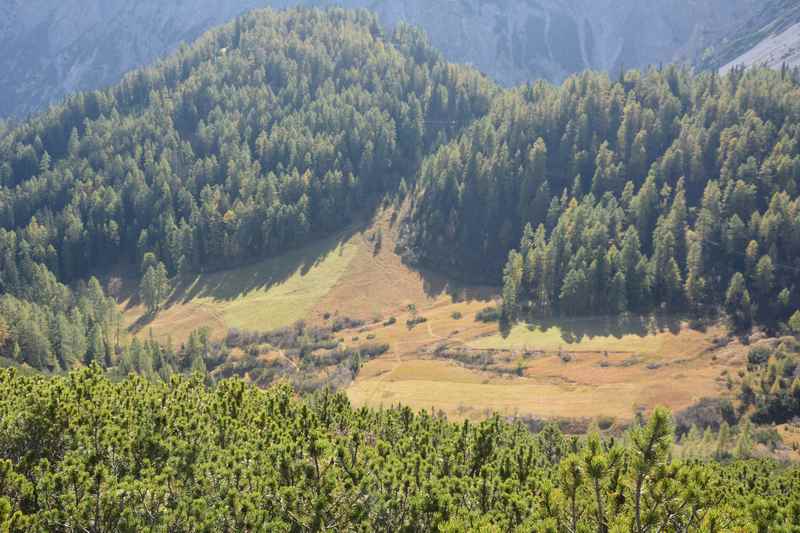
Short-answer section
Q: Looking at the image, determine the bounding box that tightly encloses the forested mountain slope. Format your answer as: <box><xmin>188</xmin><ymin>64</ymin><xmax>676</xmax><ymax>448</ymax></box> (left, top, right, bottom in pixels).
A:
<box><xmin>0</xmin><ymin>7</ymin><xmax>494</xmax><ymax>371</ymax></box>
<box><xmin>0</xmin><ymin>0</ymin><xmax>760</xmax><ymax>118</ymax></box>
<box><xmin>402</xmin><ymin>66</ymin><xmax>800</xmax><ymax>330</ymax></box>
<box><xmin>4</xmin><ymin>7</ymin><xmax>800</xmax><ymax>375</ymax></box>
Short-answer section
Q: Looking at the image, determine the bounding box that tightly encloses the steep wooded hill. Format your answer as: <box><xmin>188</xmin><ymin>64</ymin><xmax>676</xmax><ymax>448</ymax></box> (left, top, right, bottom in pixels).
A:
<box><xmin>0</xmin><ymin>7</ymin><xmax>494</xmax><ymax>371</ymax></box>
<box><xmin>402</xmin><ymin>66</ymin><xmax>800</xmax><ymax>330</ymax></box>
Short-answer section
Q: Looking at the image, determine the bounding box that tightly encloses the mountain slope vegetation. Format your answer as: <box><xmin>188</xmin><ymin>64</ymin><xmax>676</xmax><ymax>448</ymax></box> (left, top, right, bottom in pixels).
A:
<box><xmin>1</xmin><ymin>367</ymin><xmax>799</xmax><ymax>531</ymax></box>
<box><xmin>3</xmin><ymin>7</ymin><xmax>800</xmax><ymax>379</ymax></box>
<box><xmin>0</xmin><ymin>7</ymin><xmax>493</xmax><ymax>372</ymax></box>
<box><xmin>1</xmin><ymin>7</ymin><xmax>492</xmax><ymax>275</ymax></box>
<box><xmin>402</xmin><ymin>66</ymin><xmax>800</xmax><ymax>330</ymax></box>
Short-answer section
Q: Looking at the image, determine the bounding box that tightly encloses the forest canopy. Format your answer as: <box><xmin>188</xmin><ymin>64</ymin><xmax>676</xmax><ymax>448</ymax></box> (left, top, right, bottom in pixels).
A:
<box><xmin>401</xmin><ymin>66</ymin><xmax>800</xmax><ymax>329</ymax></box>
<box><xmin>1</xmin><ymin>367</ymin><xmax>799</xmax><ymax>531</ymax></box>
<box><xmin>0</xmin><ymin>8</ymin><xmax>493</xmax><ymax>279</ymax></box>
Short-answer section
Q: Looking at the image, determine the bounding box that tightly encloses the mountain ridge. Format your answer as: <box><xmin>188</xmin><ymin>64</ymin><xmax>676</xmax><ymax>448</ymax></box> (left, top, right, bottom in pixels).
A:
<box><xmin>0</xmin><ymin>0</ymin><xmax>765</xmax><ymax>118</ymax></box>
<box><xmin>712</xmin><ymin>0</ymin><xmax>800</xmax><ymax>72</ymax></box>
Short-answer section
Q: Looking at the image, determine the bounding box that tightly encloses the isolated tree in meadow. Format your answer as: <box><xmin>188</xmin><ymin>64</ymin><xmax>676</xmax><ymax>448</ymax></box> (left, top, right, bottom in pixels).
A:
<box><xmin>501</xmin><ymin>250</ymin><xmax>524</xmax><ymax>319</ymax></box>
<box><xmin>140</xmin><ymin>261</ymin><xmax>170</xmax><ymax>315</ymax></box>
<box><xmin>725</xmin><ymin>273</ymin><xmax>753</xmax><ymax>331</ymax></box>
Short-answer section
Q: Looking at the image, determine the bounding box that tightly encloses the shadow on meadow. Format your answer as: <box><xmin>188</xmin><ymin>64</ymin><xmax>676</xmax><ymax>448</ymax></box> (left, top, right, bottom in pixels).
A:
<box><xmin>501</xmin><ymin>313</ymin><xmax>686</xmax><ymax>343</ymax></box>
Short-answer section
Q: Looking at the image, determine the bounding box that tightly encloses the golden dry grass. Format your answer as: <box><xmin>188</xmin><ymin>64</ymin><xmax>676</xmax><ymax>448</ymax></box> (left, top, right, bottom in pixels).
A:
<box><xmin>117</xmin><ymin>206</ymin><xmax>747</xmax><ymax>426</ymax></box>
<box><xmin>310</xmin><ymin>206</ymin><xmax>496</xmax><ymax>324</ymax></box>
<box><xmin>346</xmin><ymin>317</ymin><xmax>745</xmax><ymax>423</ymax></box>
<box><xmin>777</xmin><ymin>424</ymin><xmax>800</xmax><ymax>457</ymax></box>
<box><xmin>348</xmin><ymin>366</ymin><xmax>656</xmax><ymax>420</ymax></box>
<box><xmin>121</xmin><ymin>205</ymin><xmax>496</xmax><ymax>345</ymax></box>
<box><xmin>122</xmin><ymin>228</ymin><xmax>362</xmax><ymax>343</ymax></box>
<box><xmin>336</xmin><ymin>298</ymin><xmax>499</xmax><ymax>355</ymax></box>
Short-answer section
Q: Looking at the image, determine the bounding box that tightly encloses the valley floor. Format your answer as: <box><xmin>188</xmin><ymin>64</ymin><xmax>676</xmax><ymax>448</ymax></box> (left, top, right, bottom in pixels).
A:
<box><xmin>117</xmin><ymin>206</ymin><xmax>747</xmax><ymax>426</ymax></box>
<box><xmin>346</xmin><ymin>317</ymin><xmax>741</xmax><ymax>424</ymax></box>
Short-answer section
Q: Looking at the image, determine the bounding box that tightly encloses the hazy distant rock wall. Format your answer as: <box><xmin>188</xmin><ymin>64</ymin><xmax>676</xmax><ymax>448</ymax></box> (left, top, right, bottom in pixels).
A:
<box><xmin>0</xmin><ymin>0</ymin><xmax>760</xmax><ymax>118</ymax></box>
<box><xmin>716</xmin><ymin>0</ymin><xmax>800</xmax><ymax>72</ymax></box>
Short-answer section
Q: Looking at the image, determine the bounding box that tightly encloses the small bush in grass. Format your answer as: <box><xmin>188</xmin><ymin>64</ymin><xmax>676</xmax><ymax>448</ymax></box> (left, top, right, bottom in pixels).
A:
<box><xmin>451</xmin><ymin>311</ymin><xmax>463</xmax><ymax>320</ymax></box>
<box><xmin>688</xmin><ymin>317</ymin><xmax>707</xmax><ymax>331</ymax></box>
<box><xmin>359</xmin><ymin>343</ymin><xmax>390</xmax><ymax>358</ymax></box>
<box><xmin>475</xmin><ymin>306</ymin><xmax>501</xmax><ymax>323</ymax></box>
<box><xmin>597</xmin><ymin>416</ymin><xmax>615</xmax><ymax>431</ymax></box>
<box><xmin>747</xmin><ymin>345</ymin><xmax>772</xmax><ymax>368</ymax></box>
<box><xmin>753</xmin><ymin>427</ymin><xmax>782</xmax><ymax>448</ymax></box>
<box><xmin>332</xmin><ymin>317</ymin><xmax>365</xmax><ymax>332</ymax></box>
<box><xmin>406</xmin><ymin>316</ymin><xmax>428</xmax><ymax>329</ymax></box>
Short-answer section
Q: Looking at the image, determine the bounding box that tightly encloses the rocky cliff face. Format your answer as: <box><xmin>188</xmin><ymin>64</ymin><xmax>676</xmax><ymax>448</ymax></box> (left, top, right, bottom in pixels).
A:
<box><xmin>0</xmin><ymin>0</ymin><xmax>271</xmax><ymax>118</ymax></box>
<box><xmin>0</xmin><ymin>0</ymin><xmax>762</xmax><ymax>118</ymax></box>
<box><xmin>709</xmin><ymin>0</ymin><xmax>800</xmax><ymax>72</ymax></box>
<box><xmin>369</xmin><ymin>0</ymin><xmax>762</xmax><ymax>85</ymax></box>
